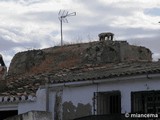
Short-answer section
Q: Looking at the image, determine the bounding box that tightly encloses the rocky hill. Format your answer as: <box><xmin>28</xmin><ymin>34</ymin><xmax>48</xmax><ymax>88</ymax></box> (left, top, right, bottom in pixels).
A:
<box><xmin>8</xmin><ymin>40</ymin><xmax>152</xmax><ymax>76</ymax></box>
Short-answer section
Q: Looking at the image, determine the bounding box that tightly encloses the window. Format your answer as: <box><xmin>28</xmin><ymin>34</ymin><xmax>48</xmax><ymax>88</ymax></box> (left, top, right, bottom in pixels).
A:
<box><xmin>131</xmin><ymin>90</ymin><xmax>160</xmax><ymax>114</ymax></box>
<box><xmin>95</xmin><ymin>91</ymin><xmax>121</xmax><ymax>114</ymax></box>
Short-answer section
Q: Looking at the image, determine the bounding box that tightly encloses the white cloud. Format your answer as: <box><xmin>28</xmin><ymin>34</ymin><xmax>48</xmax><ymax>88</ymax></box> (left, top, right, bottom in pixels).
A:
<box><xmin>0</xmin><ymin>0</ymin><xmax>160</xmax><ymax>65</ymax></box>
<box><xmin>153</xmin><ymin>53</ymin><xmax>160</xmax><ymax>61</ymax></box>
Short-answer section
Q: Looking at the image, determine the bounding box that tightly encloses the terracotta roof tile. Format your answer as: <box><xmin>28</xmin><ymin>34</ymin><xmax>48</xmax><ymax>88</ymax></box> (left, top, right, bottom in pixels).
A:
<box><xmin>0</xmin><ymin>62</ymin><xmax>160</xmax><ymax>102</ymax></box>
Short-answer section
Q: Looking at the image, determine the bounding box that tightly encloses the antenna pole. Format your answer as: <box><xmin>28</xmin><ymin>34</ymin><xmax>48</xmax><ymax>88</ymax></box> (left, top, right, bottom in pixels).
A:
<box><xmin>58</xmin><ymin>10</ymin><xmax>76</xmax><ymax>46</ymax></box>
<box><xmin>60</xmin><ymin>17</ymin><xmax>63</xmax><ymax>46</ymax></box>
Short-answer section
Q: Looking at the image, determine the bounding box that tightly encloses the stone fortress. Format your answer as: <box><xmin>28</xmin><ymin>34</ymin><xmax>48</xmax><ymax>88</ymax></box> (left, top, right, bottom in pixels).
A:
<box><xmin>7</xmin><ymin>32</ymin><xmax>152</xmax><ymax>77</ymax></box>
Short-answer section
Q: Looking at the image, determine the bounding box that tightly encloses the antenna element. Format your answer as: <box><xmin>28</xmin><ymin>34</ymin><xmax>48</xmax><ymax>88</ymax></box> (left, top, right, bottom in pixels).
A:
<box><xmin>58</xmin><ymin>10</ymin><xmax>76</xmax><ymax>46</ymax></box>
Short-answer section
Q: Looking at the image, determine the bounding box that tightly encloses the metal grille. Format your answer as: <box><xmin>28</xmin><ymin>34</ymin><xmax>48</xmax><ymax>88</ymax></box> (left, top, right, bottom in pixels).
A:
<box><xmin>132</xmin><ymin>90</ymin><xmax>160</xmax><ymax>114</ymax></box>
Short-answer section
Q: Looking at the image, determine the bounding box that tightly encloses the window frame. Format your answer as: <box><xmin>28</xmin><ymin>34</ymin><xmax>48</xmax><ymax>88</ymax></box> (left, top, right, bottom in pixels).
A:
<box><xmin>95</xmin><ymin>91</ymin><xmax>121</xmax><ymax>115</ymax></box>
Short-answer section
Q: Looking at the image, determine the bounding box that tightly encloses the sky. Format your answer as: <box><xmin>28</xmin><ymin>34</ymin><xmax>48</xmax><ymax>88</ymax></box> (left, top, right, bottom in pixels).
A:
<box><xmin>0</xmin><ymin>0</ymin><xmax>160</xmax><ymax>67</ymax></box>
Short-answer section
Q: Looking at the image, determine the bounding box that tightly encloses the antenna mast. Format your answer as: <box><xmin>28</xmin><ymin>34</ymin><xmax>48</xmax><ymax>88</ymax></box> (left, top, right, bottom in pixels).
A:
<box><xmin>58</xmin><ymin>10</ymin><xmax>76</xmax><ymax>46</ymax></box>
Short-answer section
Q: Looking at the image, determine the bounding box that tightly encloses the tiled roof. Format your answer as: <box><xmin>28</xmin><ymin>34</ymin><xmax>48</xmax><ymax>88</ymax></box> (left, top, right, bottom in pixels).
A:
<box><xmin>1</xmin><ymin>62</ymin><xmax>160</xmax><ymax>102</ymax></box>
<box><xmin>0</xmin><ymin>95</ymin><xmax>36</xmax><ymax>103</ymax></box>
<box><xmin>48</xmin><ymin>62</ymin><xmax>160</xmax><ymax>83</ymax></box>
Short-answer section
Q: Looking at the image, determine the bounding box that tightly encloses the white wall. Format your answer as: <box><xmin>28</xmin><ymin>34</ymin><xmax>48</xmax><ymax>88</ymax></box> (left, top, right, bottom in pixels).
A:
<box><xmin>63</xmin><ymin>85</ymin><xmax>95</xmax><ymax>106</ymax></box>
<box><xmin>17</xmin><ymin>75</ymin><xmax>160</xmax><ymax>119</ymax></box>
<box><xmin>61</xmin><ymin>76</ymin><xmax>160</xmax><ymax>113</ymax></box>
<box><xmin>18</xmin><ymin>89</ymin><xmax>47</xmax><ymax>114</ymax></box>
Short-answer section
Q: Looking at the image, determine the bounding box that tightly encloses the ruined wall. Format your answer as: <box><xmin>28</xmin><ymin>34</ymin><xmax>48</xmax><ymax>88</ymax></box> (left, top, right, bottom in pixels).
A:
<box><xmin>119</xmin><ymin>42</ymin><xmax>152</xmax><ymax>62</ymax></box>
<box><xmin>4</xmin><ymin>111</ymin><xmax>52</xmax><ymax>120</ymax></box>
<box><xmin>8</xmin><ymin>41</ymin><xmax>152</xmax><ymax>76</ymax></box>
<box><xmin>83</xmin><ymin>41</ymin><xmax>120</xmax><ymax>63</ymax></box>
<box><xmin>8</xmin><ymin>50</ymin><xmax>45</xmax><ymax>76</ymax></box>
<box><xmin>83</xmin><ymin>41</ymin><xmax>152</xmax><ymax>64</ymax></box>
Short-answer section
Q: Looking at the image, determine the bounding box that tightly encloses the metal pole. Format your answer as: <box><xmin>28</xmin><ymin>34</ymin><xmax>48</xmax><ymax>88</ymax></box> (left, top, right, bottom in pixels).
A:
<box><xmin>60</xmin><ymin>17</ymin><xmax>63</xmax><ymax>46</ymax></box>
<box><xmin>58</xmin><ymin>10</ymin><xmax>76</xmax><ymax>46</ymax></box>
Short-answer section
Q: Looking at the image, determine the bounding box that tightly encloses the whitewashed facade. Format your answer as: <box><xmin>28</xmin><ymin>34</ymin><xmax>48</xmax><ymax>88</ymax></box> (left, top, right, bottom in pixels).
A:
<box><xmin>14</xmin><ymin>73</ymin><xmax>160</xmax><ymax>120</ymax></box>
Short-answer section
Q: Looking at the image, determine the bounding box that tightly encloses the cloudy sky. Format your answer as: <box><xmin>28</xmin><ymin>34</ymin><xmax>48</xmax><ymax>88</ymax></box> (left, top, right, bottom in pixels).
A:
<box><xmin>0</xmin><ymin>0</ymin><xmax>160</xmax><ymax>67</ymax></box>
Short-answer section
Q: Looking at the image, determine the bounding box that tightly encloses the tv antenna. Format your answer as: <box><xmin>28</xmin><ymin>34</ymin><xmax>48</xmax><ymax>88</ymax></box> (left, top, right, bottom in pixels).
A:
<box><xmin>58</xmin><ymin>10</ymin><xmax>76</xmax><ymax>46</ymax></box>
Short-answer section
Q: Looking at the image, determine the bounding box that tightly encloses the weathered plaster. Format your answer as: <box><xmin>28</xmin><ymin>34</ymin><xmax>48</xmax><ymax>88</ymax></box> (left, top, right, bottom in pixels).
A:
<box><xmin>62</xmin><ymin>101</ymin><xmax>92</xmax><ymax>120</ymax></box>
<box><xmin>15</xmin><ymin>74</ymin><xmax>160</xmax><ymax>120</ymax></box>
<box><xmin>18</xmin><ymin>89</ymin><xmax>46</xmax><ymax>114</ymax></box>
<box><xmin>54</xmin><ymin>90</ymin><xmax>63</xmax><ymax>120</ymax></box>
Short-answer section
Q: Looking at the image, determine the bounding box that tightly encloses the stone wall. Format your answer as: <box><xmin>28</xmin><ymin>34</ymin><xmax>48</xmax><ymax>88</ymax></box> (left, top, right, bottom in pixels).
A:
<box><xmin>83</xmin><ymin>40</ymin><xmax>152</xmax><ymax>64</ymax></box>
<box><xmin>118</xmin><ymin>41</ymin><xmax>152</xmax><ymax>62</ymax></box>
<box><xmin>4</xmin><ymin>111</ymin><xmax>52</xmax><ymax>120</ymax></box>
<box><xmin>8</xmin><ymin>50</ymin><xmax>45</xmax><ymax>76</ymax></box>
<box><xmin>8</xmin><ymin>40</ymin><xmax>152</xmax><ymax>76</ymax></box>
